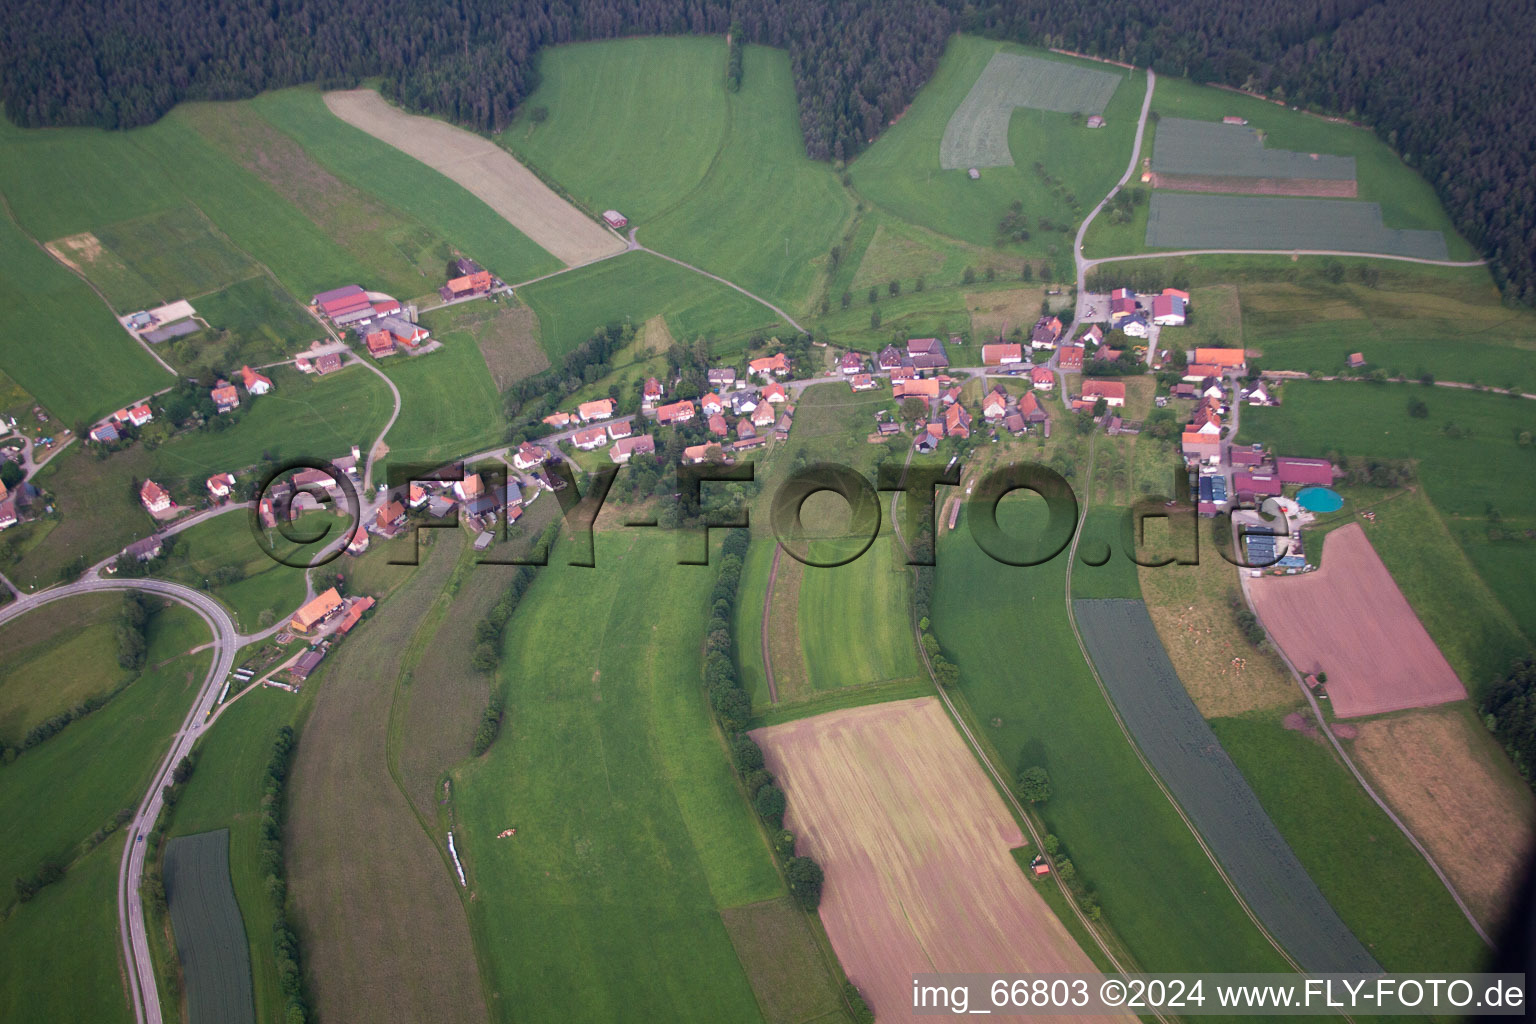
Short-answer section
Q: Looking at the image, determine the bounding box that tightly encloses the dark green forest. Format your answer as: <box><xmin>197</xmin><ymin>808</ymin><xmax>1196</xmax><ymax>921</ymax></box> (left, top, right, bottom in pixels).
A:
<box><xmin>4</xmin><ymin>1</ymin><xmax>1533</xmax><ymax>301</ymax></box>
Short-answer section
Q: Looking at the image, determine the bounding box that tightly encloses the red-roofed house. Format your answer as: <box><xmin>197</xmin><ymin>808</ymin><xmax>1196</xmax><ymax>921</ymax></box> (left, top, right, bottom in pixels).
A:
<box><xmin>211</xmin><ymin>385</ymin><xmax>240</xmax><ymax>413</ymax></box>
<box><xmin>893</xmin><ymin>378</ymin><xmax>941</xmax><ymax>399</ymax></box>
<box><xmin>702</xmin><ymin>393</ymin><xmax>725</xmax><ymax>415</ymax></box>
<box><xmin>944</xmin><ymin>403</ymin><xmax>972</xmax><ymax>438</ymax></box>
<box><xmin>1183</xmin><ymin>363</ymin><xmax>1222</xmax><ymax>382</ymax></box>
<box><xmin>655</xmin><ymin>400</ymin><xmax>696</xmax><ymax>425</ymax></box>
<box><xmin>643</xmin><ymin>377</ymin><xmax>664</xmax><ymax>407</ymax></box>
<box><xmin>1018</xmin><ymin>391</ymin><xmax>1048</xmax><ymax>424</ymax></box>
<box><xmin>683</xmin><ymin>444</ymin><xmax>723</xmax><ymax>465</ymax></box>
<box><xmin>241</xmin><ymin>365</ymin><xmax>273</xmax><ymax>394</ymax></box>
<box><xmin>1058</xmin><ymin>345</ymin><xmax>1084</xmax><ymax>372</ymax></box>
<box><xmin>578</xmin><ymin>398</ymin><xmax>615</xmax><ymax>422</ymax></box>
<box><xmin>1031</xmin><ymin>366</ymin><xmax>1055</xmax><ymax>390</ymax></box>
<box><xmin>751</xmin><ymin>402</ymin><xmax>776</xmax><ymax>428</ymax></box>
<box><xmin>762</xmin><ymin>382</ymin><xmax>786</xmax><ymax>404</ymax></box>
<box><xmin>335</xmin><ymin>596</ymin><xmax>376</xmax><ymax>633</ymax></box>
<box><xmin>838</xmin><ymin>351</ymin><xmax>865</xmax><ymax>374</ymax></box>
<box><xmin>736</xmin><ymin>418</ymin><xmax>757</xmax><ymax>441</ymax></box>
<box><xmin>1194</xmin><ymin>348</ymin><xmax>1246</xmax><ymax>371</ymax></box>
<box><xmin>982</xmin><ymin>389</ymin><xmax>1008</xmax><ymax>420</ymax></box>
<box><xmin>609</xmin><ymin>435</ymin><xmax>655</xmax><ymax>464</ymax></box>
<box><xmin>316</xmin><ymin>353</ymin><xmax>343</xmax><ymax>375</ymax></box>
<box><xmin>140</xmin><ymin>480</ymin><xmax>172</xmax><ymax>513</ymax></box>
<box><xmin>513</xmin><ymin>443</ymin><xmax>549</xmax><ymax>470</ymax></box>
<box><xmin>749</xmin><ymin>353</ymin><xmax>790</xmax><ymax>377</ymax></box>
<box><xmin>850</xmin><ymin>373</ymin><xmax>876</xmax><ymax>392</ymax></box>
<box><xmin>1081</xmin><ymin>380</ymin><xmax>1126</xmax><ymax>407</ymax></box>
<box><xmin>605</xmin><ymin>419</ymin><xmax>633</xmax><ymax>441</ymax></box>
<box><xmin>123</xmin><ymin>404</ymin><xmax>153</xmax><ymax>427</ymax></box>
<box><xmin>572</xmin><ymin>427</ymin><xmax>607</xmax><ymax>450</ymax></box>
<box><xmin>707</xmin><ymin>413</ymin><xmax>729</xmax><ymax>437</ymax></box>
<box><xmin>206</xmin><ymin>472</ymin><xmax>236</xmax><ymax>499</ymax></box>
<box><xmin>982</xmin><ymin>342</ymin><xmax>1023</xmax><ymax>366</ymax></box>
<box><xmin>543</xmin><ymin>412</ymin><xmax>574</xmax><ymax>429</ymax></box>
<box><xmin>441</xmin><ymin>270</ymin><xmax>493</xmax><ymax>301</ymax></box>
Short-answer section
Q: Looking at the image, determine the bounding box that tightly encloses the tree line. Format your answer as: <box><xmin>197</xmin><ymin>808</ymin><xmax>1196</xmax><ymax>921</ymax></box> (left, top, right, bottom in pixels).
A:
<box><xmin>1483</xmin><ymin>658</ymin><xmax>1536</xmax><ymax>784</ymax></box>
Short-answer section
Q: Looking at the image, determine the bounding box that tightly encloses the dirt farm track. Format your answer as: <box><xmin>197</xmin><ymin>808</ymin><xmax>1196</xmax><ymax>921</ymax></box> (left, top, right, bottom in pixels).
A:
<box><xmin>324</xmin><ymin>89</ymin><xmax>627</xmax><ymax>267</ymax></box>
<box><xmin>1248</xmin><ymin>523</ymin><xmax>1465</xmax><ymax>717</ymax></box>
<box><xmin>753</xmin><ymin>698</ymin><xmax>1131</xmax><ymax>1023</ymax></box>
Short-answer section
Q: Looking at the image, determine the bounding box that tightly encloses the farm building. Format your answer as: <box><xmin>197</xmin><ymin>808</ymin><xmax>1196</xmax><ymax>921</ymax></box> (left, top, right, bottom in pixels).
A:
<box><xmin>1194</xmin><ymin>347</ymin><xmax>1247</xmax><ymax>371</ymax></box>
<box><xmin>375</xmin><ymin>316</ymin><xmax>429</xmax><ymax>347</ymax></box>
<box><xmin>1152</xmin><ymin>294</ymin><xmax>1187</xmax><ymax>326</ymax></box>
<box><xmin>1086</xmin><ymin>115</ymin><xmax>1105</xmax><ymax>128</ymax></box>
<box><xmin>981</xmin><ymin>342</ymin><xmax>1023</xmax><ymax>365</ymax></box>
<box><xmin>290</xmin><ymin>647</ymin><xmax>327</xmax><ymax>682</ymax></box>
<box><xmin>1081</xmin><ymin>380</ymin><xmax>1126</xmax><ymax>408</ymax></box>
<box><xmin>1233</xmin><ymin>470</ymin><xmax>1283</xmax><ymax>498</ymax></box>
<box><xmin>1230</xmin><ymin>444</ymin><xmax>1267</xmax><ymax>467</ymax></box>
<box><xmin>1276</xmin><ymin>457</ymin><xmax>1335</xmax><ymax>486</ymax></box>
<box><xmin>1182</xmin><ymin>432</ymin><xmax>1221</xmax><ymax>464</ymax></box>
<box><xmin>893</xmin><ymin>378</ymin><xmax>941</xmax><ymax>400</ymax></box>
<box><xmin>602</xmin><ymin>210</ymin><xmax>628</xmax><ymax>230</ymax></box>
<box><xmin>335</xmin><ymin>596</ymin><xmax>376</xmax><ymax>635</ymax></box>
<box><xmin>312</xmin><ymin>285</ymin><xmax>374</xmax><ymax>326</ymax></box>
<box><xmin>1223</xmin><ymin>116</ymin><xmax>1248</xmax><ymax>125</ymax></box>
<box><xmin>1018</xmin><ymin>391</ymin><xmax>1048</xmax><ymax>424</ymax></box>
<box><xmin>1348</xmin><ymin>352</ymin><xmax>1367</xmax><ymax>368</ymax></box>
<box><xmin>968</xmin><ymin>167</ymin><xmax>980</xmax><ymax>179</ymax></box>
<box><xmin>1183</xmin><ymin>363</ymin><xmax>1223</xmax><ymax>382</ymax></box>
<box><xmin>440</xmin><ymin>269</ymin><xmax>493</xmax><ymax>302</ymax></box>
<box><xmin>290</xmin><ymin>588</ymin><xmax>344</xmax><ymax>633</ymax></box>
<box><xmin>609</xmin><ymin>435</ymin><xmax>655</xmax><ymax>464</ymax></box>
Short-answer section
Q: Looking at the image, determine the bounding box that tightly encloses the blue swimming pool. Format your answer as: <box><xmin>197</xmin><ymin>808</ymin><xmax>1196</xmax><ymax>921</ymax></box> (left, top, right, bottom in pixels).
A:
<box><xmin>1296</xmin><ymin>486</ymin><xmax>1344</xmax><ymax>512</ymax></box>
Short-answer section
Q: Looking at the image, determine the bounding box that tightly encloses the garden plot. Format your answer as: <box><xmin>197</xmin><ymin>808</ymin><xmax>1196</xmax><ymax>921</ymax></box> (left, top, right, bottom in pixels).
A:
<box><xmin>1145</xmin><ymin>193</ymin><xmax>1448</xmax><ymax>259</ymax></box>
<box><xmin>940</xmin><ymin>53</ymin><xmax>1122</xmax><ymax>169</ymax></box>
<box><xmin>1073</xmin><ymin>598</ymin><xmax>1379</xmax><ymax>974</ymax></box>
<box><xmin>1152</xmin><ymin>118</ymin><xmax>1356</xmax><ymax>186</ymax></box>
<box><xmin>164</xmin><ymin>829</ymin><xmax>257</xmax><ymax>1024</ymax></box>
<box><xmin>1247</xmin><ymin>523</ymin><xmax>1466</xmax><ymax>717</ymax></box>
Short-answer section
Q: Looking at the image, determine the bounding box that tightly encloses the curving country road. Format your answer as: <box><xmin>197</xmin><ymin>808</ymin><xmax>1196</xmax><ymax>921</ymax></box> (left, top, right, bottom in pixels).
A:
<box><xmin>0</xmin><ymin>565</ymin><xmax>266</xmax><ymax>1024</ymax></box>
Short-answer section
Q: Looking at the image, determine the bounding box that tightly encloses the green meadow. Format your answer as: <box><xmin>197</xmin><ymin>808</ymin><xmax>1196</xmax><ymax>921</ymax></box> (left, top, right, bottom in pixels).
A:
<box><xmin>150</xmin><ymin>510</ymin><xmax>309</xmax><ymax>632</ymax></box>
<box><xmin>852</xmin><ymin>36</ymin><xmax>1144</xmax><ymax>259</ymax></box>
<box><xmin>377</xmin><ymin>335</ymin><xmax>506</xmax><ymax>468</ymax></box>
<box><xmin>933</xmin><ymin>496</ymin><xmax>1292</xmax><ymax>974</ymax></box>
<box><xmin>0</xmin><ymin>593</ymin><xmax>133</xmax><ymax>745</ymax></box>
<box><xmin>454</xmin><ymin>532</ymin><xmax>822</xmax><ymax>1023</ymax></box>
<box><xmin>1238</xmin><ymin>381</ymin><xmax>1536</xmax><ymax>664</ymax></box>
<box><xmin>797</xmin><ymin>534</ymin><xmax>923</xmax><ymax>690</ymax></box>
<box><xmin>519</xmin><ymin>251</ymin><xmax>788</xmax><ymax>361</ymax></box>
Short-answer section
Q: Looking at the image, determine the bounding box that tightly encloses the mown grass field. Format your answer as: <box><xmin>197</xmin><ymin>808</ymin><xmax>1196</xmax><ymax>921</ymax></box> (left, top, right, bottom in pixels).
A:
<box><xmin>0</xmin><ymin>205</ymin><xmax>170</xmax><ymax>425</ymax></box>
<box><xmin>1209</xmin><ymin>712</ymin><xmax>1490</xmax><ymax>970</ymax></box>
<box><xmin>643</xmin><ymin>45</ymin><xmax>854</xmax><ymax>313</ymax></box>
<box><xmin>167</xmin><ymin>275</ymin><xmax>321</xmax><ymax>378</ymax></box>
<box><xmin>454</xmin><ymin>531</ymin><xmax>829</xmax><ymax>1023</ymax></box>
<box><xmin>1238</xmin><ymin>381</ymin><xmax>1536</xmax><ymax>670</ymax></box>
<box><xmin>519</xmin><ymin>251</ymin><xmax>787</xmax><ymax>361</ymax></box>
<box><xmin>151</xmin><ymin>510</ymin><xmax>309</xmax><ymax>632</ymax></box>
<box><xmin>0</xmin><ymin>832</ymin><xmax>132</xmax><ymax>1024</ymax></box>
<box><xmin>797</xmin><ymin>534</ymin><xmax>922</xmax><ymax>691</ymax></box>
<box><xmin>168</xmin><ymin>685</ymin><xmax>300</xmax><ymax>1024</ymax></box>
<box><xmin>377</xmin><ymin>335</ymin><xmax>505</xmax><ymax>468</ymax></box>
<box><xmin>0</xmin><ymin>592</ymin><xmax>132</xmax><ymax>745</ymax></box>
<box><xmin>933</xmin><ymin>497</ymin><xmax>1293</xmax><ymax>973</ymax></box>
<box><xmin>0</xmin><ymin>601</ymin><xmax>206</xmax><ymax>889</ymax></box>
<box><xmin>504</xmin><ymin>37</ymin><xmax>728</xmax><ymax>223</ymax></box>
<box><xmin>852</xmin><ymin>36</ymin><xmax>1144</xmax><ymax>261</ymax></box>
<box><xmin>3</xmin><ymin>363</ymin><xmax>391</xmax><ymax>590</ymax></box>
<box><xmin>163</xmin><ymin>829</ymin><xmax>257</xmax><ymax>1024</ymax></box>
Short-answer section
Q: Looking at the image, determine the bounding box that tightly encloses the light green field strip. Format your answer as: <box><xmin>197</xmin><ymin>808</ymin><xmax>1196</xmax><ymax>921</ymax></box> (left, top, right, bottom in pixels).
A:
<box><xmin>940</xmin><ymin>51</ymin><xmax>1123</xmax><ymax>169</ymax></box>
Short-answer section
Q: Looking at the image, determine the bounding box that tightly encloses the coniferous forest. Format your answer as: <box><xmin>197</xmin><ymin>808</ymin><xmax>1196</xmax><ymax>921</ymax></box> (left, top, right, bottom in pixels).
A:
<box><xmin>4</xmin><ymin>0</ymin><xmax>1533</xmax><ymax>301</ymax></box>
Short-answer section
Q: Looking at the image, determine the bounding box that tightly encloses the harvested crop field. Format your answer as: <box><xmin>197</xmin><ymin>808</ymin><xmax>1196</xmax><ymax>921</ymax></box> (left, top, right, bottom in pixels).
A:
<box><xmin>164</xmin><ymin>829</ymin><xmax>256</xmax><ymax>1024</ymax></box>
<box><xmin>1074</xmin><ymin>599</ymin><xmax>1378</xmax><ymax>973</ymax></box>
<box><xmin>1145</xmin><ymin>193</ymin><xmax>1448</xmax><ymax>259</ymax></box>
<box><xmin>1151</xmin><ymin>118</ymin><xmax>1356</xmax><ymax>181</ymax></box>
<box><xmin>324</xmin><ymin>90</ymin><xmax>624</xmax><ymax>267</ymax></box>
<box><xmin>940</xmin><ymin>52</ymin><xmax>1122</xmax><ymax>169</ymax></box>
<box><xmin>1248</xmin><ymin>523</ymin><xmax>1466</xmax><ymax>717</ymax></box>
<box><xmin>752</xmin><ymin>697</ymin><xmax>1123</xmax><ymax>1022</ymax></box>
<box><xmin>1149</xmin><ymin>172</ymin><xmax>1357</xmax><ymax>197</ymax></box>
<box><xmin>1351</xmin><ymin>706</ymin><xmax>1536</xmax><ymax>933</ymax></box>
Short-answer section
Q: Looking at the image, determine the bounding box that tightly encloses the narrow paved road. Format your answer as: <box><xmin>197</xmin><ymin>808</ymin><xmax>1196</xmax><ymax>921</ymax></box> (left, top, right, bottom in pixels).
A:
<box><xmin>0</xmin><ymin>571</ymin><xmax>247</xmax><ymax>1024</ymax></box>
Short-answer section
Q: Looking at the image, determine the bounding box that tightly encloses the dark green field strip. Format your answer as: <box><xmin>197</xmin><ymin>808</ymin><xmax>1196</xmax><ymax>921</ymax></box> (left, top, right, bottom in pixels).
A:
<box><xmin>1151</xmin><ymin>118</ymin><xmax>1356</xmax><ymax>181</ymax></box>
<box><xmin>1145</xmin><ymin>193</ymin><xmax>1448</xmax><ymax>260</ymax></box>
<box><xmin>1072</xmin><ymin>598</ymin><xmax>1378</xmax><ymax>973</ymax></box>
<box><xmin>164</xmin><ymin>829</ymin><xmax>256</xmax><ymax>1024</ymax></box>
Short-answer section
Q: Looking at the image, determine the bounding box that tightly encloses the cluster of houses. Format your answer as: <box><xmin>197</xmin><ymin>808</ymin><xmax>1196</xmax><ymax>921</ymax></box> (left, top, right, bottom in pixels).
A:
<box><xmin>1177</xmin><ymin>347</ymin><xmax>1250</xmax><ymax>467</ymax></box>
<box><xmin>1109</xmin><ymin>286</ymin><xmax>1189</xmax><ymax>337</ymax></box>
<box><xmin>312</xmin><ymin>283</ymin><xmax>431</xmax><ymax>360</ymax></box>
<box><xmin>283</xmin><ymin>587</ymin><xmax>377</xmax><ymax>682</ymax></box>
<box><xmin>210</xmin><ymin>364</ymin><xmax>274</xmax><ymax>414</ymax></box>
<box><xmin>375</xmin><ymin>465</ymin><xmax>533</xmax><ymax>552</ymax></box>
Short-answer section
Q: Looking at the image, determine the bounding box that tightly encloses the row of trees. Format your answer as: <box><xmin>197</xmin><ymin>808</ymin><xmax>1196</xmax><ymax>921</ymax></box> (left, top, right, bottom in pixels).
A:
<box><xmin>704</xmin><ymin>529</ymin><xmax>826</xmax><ymax>911</ymax></box>
<box><xmin>1483</xmin><ymin>658</ymin><xmax>1536</xmax><ymax>784</ymax></box>
<box><xmin>258</xmin><ymin>726</ymin><xmax>312</xmax><ymax>1023</ymax></box>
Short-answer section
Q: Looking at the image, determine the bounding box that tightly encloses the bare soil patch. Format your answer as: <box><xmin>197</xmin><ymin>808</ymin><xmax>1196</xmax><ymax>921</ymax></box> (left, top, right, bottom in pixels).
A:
<box><xmin>1249</xmin><ymin>523</ymin><xmax>1465</xmax><ymax>717</ymax></box>
<box><xmin>325</xmin><ymin>90</ymin><xmax>625</xmax><ymax>267</ymax></box>
<box><xmin>753</xmin><ymin>697</ymin><xmax>1124</xmax><ymax>1023</ymax></box>
<box><xmin>45</xmin><ymin>232</ymin><xmax>105</xmax><ymax>271</ymax></box>
<box><xmin>1150</xmin><ymin>172</ymin><xmax>1358</xmax><ymax>198</ymax></box>
<box><xmin>1351</xmin><ymin>706</ymin><xmax>1536</xmax><ymax>932</ymax></box>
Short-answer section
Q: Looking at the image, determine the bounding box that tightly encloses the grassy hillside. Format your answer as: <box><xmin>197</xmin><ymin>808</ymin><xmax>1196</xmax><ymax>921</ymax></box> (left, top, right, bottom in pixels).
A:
<box><xmin>454</xmin><ymin>531</ymin><xmax>806</xmax><ymax>1023</ymax></box>
<box><xmin>852</xmin><ymin>36</ymin><xmax>1143</xmax><ymax>260</ymax></box>
<box><xmin>503</xmin><ymin>37</ymin><xmax>729</xmax><ymax>223</ymax></box>
<box><xmin>150</xmin><ymin>510</ymin><xmax>309</xmax><ymax>632</ymax></box>
<box><xmin>519</xmin><ymin>251</ymin><xmax>787</xmax><ymax>361</ymax></box>
<box><xmin>0</xmin><ymin>593</ymin><xmax>134</xmax><ymax>746</ymax></box>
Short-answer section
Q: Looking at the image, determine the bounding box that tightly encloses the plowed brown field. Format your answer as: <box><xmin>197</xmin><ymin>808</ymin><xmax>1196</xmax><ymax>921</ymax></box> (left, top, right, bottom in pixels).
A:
<box><xmin>1248</xmin><ymin>523</ymin><xmax>1465</xmax><ymax>717</ymax></box>
<box><xmin>753</xmin><ymin>698</ymin><xmax>1127</xmax><ymax>1022</ymax></box>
